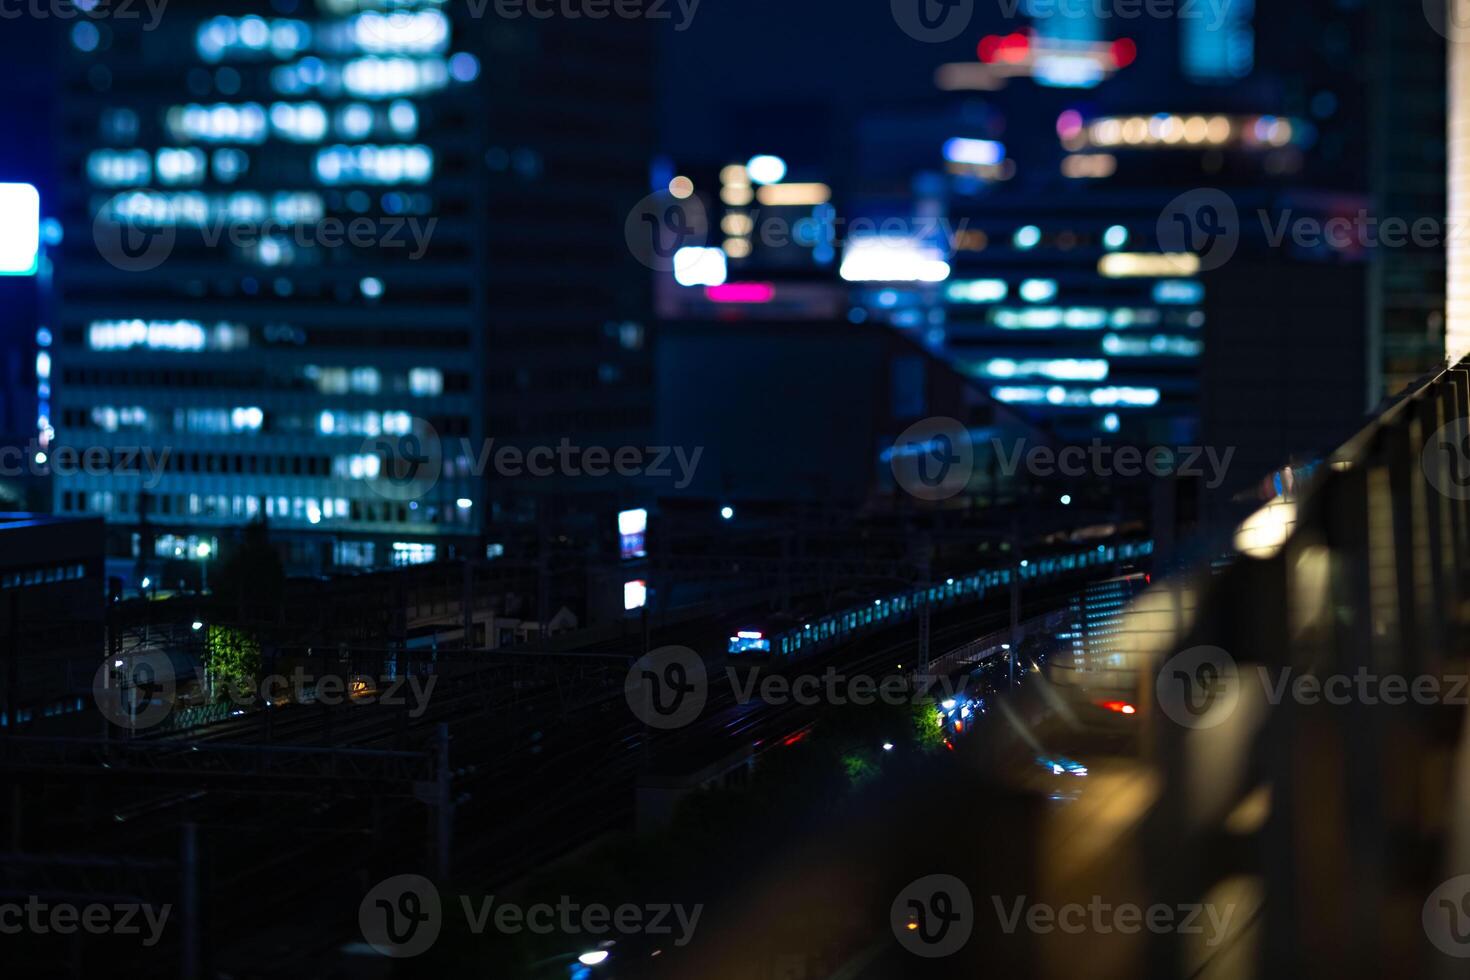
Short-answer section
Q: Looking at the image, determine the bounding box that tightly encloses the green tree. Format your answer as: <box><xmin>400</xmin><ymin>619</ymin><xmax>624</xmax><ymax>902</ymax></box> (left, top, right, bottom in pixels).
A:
<box><xmin>205</xmin><ymin>625</ymin><xmax>261</xmax><ymax>702</ymax></box>
<box><xmin>913</xmin><ymin>700</ymin><xmax>946</xmax><ymax>749</ymax></box>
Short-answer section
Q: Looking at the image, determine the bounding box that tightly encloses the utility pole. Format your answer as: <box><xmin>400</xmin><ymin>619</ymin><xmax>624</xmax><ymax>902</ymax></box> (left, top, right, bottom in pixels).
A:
<box><xmin>431</xmin><ymin>723</ymin><xmax>452</xmax><ymax>882</ymax></box>
<box><xmin>180</xmin><ymin>822</ymin><xmax>200</xmax><ymax>980</ymax></box>
<box><xmin>918</xmin><ymin>554</ymin><xmax>931</xmax><ymax>677</ymax></box>
<box><xmin>1009</xmin><ymin>520</ymin><xmax>1021</xmax><ymax>690</ymax></box>
<box><xmin>461</xmin><ymin>557</ymin><xmax>474</xmax><ymax>648</ymax></box>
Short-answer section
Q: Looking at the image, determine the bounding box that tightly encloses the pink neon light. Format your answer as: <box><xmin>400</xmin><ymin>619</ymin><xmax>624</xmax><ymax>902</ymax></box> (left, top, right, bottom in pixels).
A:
<box><xmin>706</xmin><ymin>282</ymin><xmax>775</xmax><ymax>303</ymax></box>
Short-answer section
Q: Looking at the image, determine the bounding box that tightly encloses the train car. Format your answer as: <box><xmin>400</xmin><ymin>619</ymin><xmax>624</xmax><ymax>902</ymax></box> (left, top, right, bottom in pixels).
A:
<box><xmin>726</xmin><ymin>630</ymin><xmax>771</xmax><ymax>655</ymax></box>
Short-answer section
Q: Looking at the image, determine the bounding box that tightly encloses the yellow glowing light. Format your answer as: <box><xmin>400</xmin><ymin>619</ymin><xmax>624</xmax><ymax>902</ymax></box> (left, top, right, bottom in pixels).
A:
<box><xmin>721</xmin><ymin>213</ymin><xmax>754</xmax><ymax>235</ymax></box>
<box><xmin>755</xmin><ymin>182</ymin><xmax>831</xmax><ymax>207</ymax></box>
<box><xmin>1233</xmin><ymin>497</ymin><xmax>1297</xmax><ymax>559</ymax></box>
<box><xmin>723</xmin><ymin>238</ymin><xmax>752</xmax><ymax>258</ymax></box>
<box><xmin>719</xmin><ymin>164</ymin><xmax>749</xmax><ymax>186</ymax></box>
<box><xmin>720</xmin><ymin>185</ymin><xmax>754</xmax><ymax>206</ymax></box>
<box><xmin>1207</xmin><ymin>115</ymin><xmax>1232</xmax><ymax>144</ymax></box>
<box><xmin>1061</xmin><ymin>153</ymin><xmax>1116</xmax><ymax>179</ymax></box>
<box><xmin>1098</xmin><ymin>253</ymin><xmax>1201</xmax><ymax>278</ymax></box>
<box><xmin>668</xmin><ymin>175</ymin><xmax>694</xmax><ymax>199</ymax></box>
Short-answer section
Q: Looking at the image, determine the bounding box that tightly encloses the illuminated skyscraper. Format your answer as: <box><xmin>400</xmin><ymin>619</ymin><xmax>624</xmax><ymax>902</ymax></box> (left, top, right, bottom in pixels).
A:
<box><xmin>1181</xmin><ymin>0</ymin><xmax>1254</xmax><ymax>84</ymax></box>
<box><xmin>55</xmin><ymin>5</ymin><xmax>486</xmax><ymax>579</ymax></box>
<box><xmin>54</xmin><ymin>5</ymin><xmax>657</xmax><ymax>580</ymax></box>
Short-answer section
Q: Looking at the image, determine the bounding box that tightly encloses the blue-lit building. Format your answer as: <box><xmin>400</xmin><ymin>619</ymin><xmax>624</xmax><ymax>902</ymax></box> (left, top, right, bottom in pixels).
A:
<box><xmin>845</xmin><ymin>0</ymin><xmax>1435</xmax><ymax>470</ymax></box>
<box><xmin>0</xmin><ymin>513</ymin><xmax>104</xmax><ymax>731</ymax></box>
<box><xmin>54</xmin><ymin>7</ymin><xmax>487</xmax><ymax>580</ymax></box>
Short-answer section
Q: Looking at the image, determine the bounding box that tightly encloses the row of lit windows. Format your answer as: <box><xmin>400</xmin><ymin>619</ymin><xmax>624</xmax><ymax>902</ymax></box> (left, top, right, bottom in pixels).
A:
<box><xmin>78</xmin><ymin>321</ymin><xmax>472</xmax><ymax>352</ymax></box>
<box><xmin>61</xmin><ymin>365</ymin><xmax>460</xmax><ymax>397</ymax></box>
<box><xmin>101</xmin><ymin>190</ymin><xmax>324</xmax><ymax>227</ymax></box>
<box><xmin>61</xmin><ymin>407</ymin><xmax>446</xmax><ymax>438</ymax></box>
<box><xmin>162</xmin><ymin>100</ymin><xmax>420</xmax><ymax>147</ymax></box>
<box><xmin>64</xmin><ymin>490</ymin><xmax>467</xmax><ymax>527</ymax></box>
<box><xmin>196</xmin><ymin>12</ymin><xmax>451</xmax><ymax>63</ymax></box>
<box><xmin>53</xmin><ymin>448</ymin><xmax>352</xmax><ymax>478</ymax></box>
<box><xmin>1</xmin><ymin>563</ymin><xmax>88</xmax><ymax>591</ymax></box>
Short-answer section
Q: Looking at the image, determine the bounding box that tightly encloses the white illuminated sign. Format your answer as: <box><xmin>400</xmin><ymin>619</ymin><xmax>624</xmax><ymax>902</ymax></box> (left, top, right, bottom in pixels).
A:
<box><xmin>0</xmin><ymin>183</ymin><xmax>40</xmax><ymax>276</ymax></box>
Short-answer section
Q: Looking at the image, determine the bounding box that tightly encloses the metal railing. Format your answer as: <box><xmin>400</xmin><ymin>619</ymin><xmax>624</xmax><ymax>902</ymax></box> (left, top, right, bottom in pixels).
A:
<box><xmin>1133</xmin><ymin>361</ymin><xmax>1470</xmax><ymax>979</ymax></box>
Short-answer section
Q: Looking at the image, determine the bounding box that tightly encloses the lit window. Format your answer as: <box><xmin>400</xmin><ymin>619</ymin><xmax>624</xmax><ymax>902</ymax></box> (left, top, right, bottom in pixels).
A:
<box><xmin>408</xmin><ymin>367</ymin><xmax>443</xmax><ymax>397</ymax></box>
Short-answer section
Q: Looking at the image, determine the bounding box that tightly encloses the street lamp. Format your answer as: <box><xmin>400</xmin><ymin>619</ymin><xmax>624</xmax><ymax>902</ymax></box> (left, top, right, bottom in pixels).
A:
<box><xmin>195</xmin><ymin>541</ymin><xmax>211</xmax><ymax>593</ymax></box>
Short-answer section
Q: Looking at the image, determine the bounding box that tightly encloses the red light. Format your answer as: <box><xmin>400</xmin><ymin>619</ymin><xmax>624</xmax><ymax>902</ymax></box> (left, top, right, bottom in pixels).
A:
<box><xmin>954</xmin><ymin>719</ymin><xmax>964</xmax><ymax>733</ymax></box>
<box><xmin>977</xmin><ymin>35</ymin><xmax>1000</xmax><ymax>63</ymax></box>
<box><xmin>998</xmin><ymin>31</ymin><xmax>1030</xmax><ymax>63</ymax></box>
<box><xmin>1097</xmin><ymin>700</ymin><xmax>1137</xmax><ymax>715</ymax></box>
<box><xmin>944</xmin><ymin>739</ymin><xmax>955</xmax><ymax>751</ymax></box>
<box><xmin>1110</xmin><ymin>38</ymin><xmax>1137</xmax><ymax>69</ymax></box>
<box><xmin>782</xmin><ymin>730</ymin><xmax>808</xmax><ymax>747</ymax></box>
